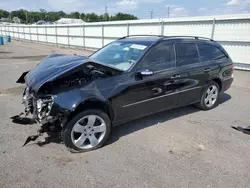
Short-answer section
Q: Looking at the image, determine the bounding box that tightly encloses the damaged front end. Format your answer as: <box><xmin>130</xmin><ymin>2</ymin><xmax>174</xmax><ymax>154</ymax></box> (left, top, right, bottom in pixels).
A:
<box><xmin>14</xmin><ymin>53</ymin><xmax>122</xmax><ymax>146</ymax></box>
<box><xmin>22</xmin><ymin>87</ymin><xmax>56</xmax><ymax>124</ymax></box>
<box><xmin>16</xmin><ymin>87</ymin><xmax>61</xmax><ymax>146</ymax></box>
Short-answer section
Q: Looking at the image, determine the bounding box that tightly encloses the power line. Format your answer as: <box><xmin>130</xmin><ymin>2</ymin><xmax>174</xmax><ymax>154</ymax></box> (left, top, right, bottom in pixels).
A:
<box><xmin>150</xmin><ymin>11</ymin><xmax>153</xmax><ymax>19</ymax></box>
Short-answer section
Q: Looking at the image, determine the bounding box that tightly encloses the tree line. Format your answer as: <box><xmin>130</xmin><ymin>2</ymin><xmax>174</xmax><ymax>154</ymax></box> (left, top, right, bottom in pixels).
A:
<box><xmin>0</xmin><ymin>9</ymin><xmax>138</xmax><ymax>23</ymax></box>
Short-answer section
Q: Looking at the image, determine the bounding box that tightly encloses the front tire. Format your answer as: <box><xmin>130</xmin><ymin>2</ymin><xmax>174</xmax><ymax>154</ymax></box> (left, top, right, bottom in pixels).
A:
<box><xmin>62</xmin><ymin>109</ymin><xmax>111</xmax><ymax>152</ymax></box>
<box><xmin>196</xmin><ymin>81</ymin><xmax>220</xmax><ymax>110</ymax></box>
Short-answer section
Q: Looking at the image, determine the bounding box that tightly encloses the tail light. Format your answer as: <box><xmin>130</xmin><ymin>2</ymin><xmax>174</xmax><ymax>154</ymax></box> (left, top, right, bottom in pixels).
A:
<box><xmin>223</xmin><ymin>67</ymin><xmax>234</xmax><ymax>78</ymax></box>
<box><xmin>229</xmin><ymin>67</ymin><xmax>234</xmax><ymax>73</ymax></box>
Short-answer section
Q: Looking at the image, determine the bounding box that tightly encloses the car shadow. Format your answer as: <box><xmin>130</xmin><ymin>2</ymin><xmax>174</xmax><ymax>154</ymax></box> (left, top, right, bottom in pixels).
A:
<box><xmin>219</xmin><ymin>93</ymin><xmax>231</xmax><ymax>104</ymax></box>
<box><xmin>106</xmin><ymin>93</ymin><xmax>232</xmax><ymax>146</ymax></box>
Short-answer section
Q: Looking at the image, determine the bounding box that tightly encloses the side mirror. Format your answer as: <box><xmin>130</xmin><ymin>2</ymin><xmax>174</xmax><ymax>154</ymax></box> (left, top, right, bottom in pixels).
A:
<box><xmin>136</xmin><ymin>69</ymin><xmax>154</xmax><ymax>79</ymax></box>
<box><xmin>138</xmin><ymin>69</ymin><xmax>154</xmax><ymax>76</ymax></box>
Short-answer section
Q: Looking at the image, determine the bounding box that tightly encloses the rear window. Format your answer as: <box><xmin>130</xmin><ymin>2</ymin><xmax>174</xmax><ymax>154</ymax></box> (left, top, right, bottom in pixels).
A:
<box><xmin>198</xmin><ymin>43</ymin><xmax>228</xmax><ymax>62</ymax></box>
<box><xmin>175</xmin><ymin>43</ymin><xmax>199</xmax><ymax>67</ymax></box>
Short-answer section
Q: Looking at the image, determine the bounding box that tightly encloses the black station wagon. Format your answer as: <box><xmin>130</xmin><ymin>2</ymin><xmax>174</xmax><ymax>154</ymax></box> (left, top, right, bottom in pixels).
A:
<box><xmin>16</xmin><ymin>35</ymin><xmax>234</xmax><ymax>152</ymax></box>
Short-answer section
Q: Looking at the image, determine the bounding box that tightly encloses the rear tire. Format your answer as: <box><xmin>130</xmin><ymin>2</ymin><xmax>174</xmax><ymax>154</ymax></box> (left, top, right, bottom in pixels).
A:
<box><xmin>196</xmin><ymin>81</ymin><xmax>220</xmax><ymax>111</ymax></box>
<box><xmin>62</xmin><ymin>109</ymin><xmax>111</xmax><ymax>153</ymax></box>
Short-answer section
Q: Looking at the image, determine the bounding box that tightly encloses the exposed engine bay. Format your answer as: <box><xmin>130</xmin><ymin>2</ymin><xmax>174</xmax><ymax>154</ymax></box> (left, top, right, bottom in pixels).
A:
<box><xmin>39</xmin><ymin>64</ymin><xmax>111</xmax><ymax>94</ymax></box>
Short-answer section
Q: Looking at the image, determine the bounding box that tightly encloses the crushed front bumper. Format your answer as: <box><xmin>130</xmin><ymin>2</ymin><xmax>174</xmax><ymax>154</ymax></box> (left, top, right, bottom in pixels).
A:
<box><xmin>22</xmin><ymin>87</ymin><xmax>57</xmax><ymax>124</ymax></box>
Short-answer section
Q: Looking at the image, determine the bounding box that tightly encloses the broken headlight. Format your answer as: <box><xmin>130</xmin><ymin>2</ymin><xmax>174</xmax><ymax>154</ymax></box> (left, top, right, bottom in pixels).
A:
<box><xmin>36</xmin><ymin>95</ymin><xmax>55</xmax><ymax>122</ymax></box>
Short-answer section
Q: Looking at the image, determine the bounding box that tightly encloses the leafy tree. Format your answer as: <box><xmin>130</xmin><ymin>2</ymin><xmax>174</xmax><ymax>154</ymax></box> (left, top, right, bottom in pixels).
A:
<box><xmin>103</xmin><ymin>13</ymin><xmax>109</xmax><ymax>21</ymax></box>
<box><xmin>0</xmin><ymin>9</ymin><xmax>10</xmax><ymax>19</ymax></box>
<box><xmin>10</xmin><ymin>9</ymin><xmax>26</xmax><ymax>22</ymax></box>
<box><xmin>112</xmin><ymin>12</ymin><xmax>137</xmax><ymax>21</ymax></box>
<box><xmin>0</xmin><ymin>8</ymin><xmax>138</xmax><ymax>23</ymax></box>
<box><xmin>80</xmin><ymin>13</ymin><xmax>85</xmax><ymax>20</ymax></box>
<box><xmin>69</xmin><ymin>12</ymin><xmax>80</xmax><ymax>19</ymax></box>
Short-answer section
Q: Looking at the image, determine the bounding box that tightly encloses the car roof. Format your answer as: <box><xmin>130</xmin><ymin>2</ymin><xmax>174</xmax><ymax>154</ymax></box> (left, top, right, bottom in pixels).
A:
<box><xmin>116</xmin><ymin>35</ymin><xmax>221</xmax><ymax>48</ymax></box>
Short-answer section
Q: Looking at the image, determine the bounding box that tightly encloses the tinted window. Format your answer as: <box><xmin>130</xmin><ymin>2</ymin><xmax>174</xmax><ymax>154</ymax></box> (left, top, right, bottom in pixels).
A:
<box><xmin>141</xmin><ymin>44</ymin><xmax>175</xmax><ymax>71</ymax></box>
<box><xmin>198</xmin><ymin>43</ymin><xmax>228</xmax><ymax>62</ymax></box>
<box><xmin>175</xmin><ymin>43</ymin><xmax>199</xmax><ymax>67</ymax></box>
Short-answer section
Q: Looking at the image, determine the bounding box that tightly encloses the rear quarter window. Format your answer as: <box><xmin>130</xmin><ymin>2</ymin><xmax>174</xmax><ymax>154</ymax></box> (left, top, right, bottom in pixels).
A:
<box><xmin>198</xmin><ymin>43</ymin><xmax>228</xmax><ymax>62</ymax></box>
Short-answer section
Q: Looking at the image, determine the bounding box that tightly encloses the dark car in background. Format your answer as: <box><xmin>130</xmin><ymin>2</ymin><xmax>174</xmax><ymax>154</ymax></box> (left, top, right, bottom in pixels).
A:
<box><xmin>17</xmin><ymin>35</ymin><xmax>234</xmax><ymax>152</ymax></box>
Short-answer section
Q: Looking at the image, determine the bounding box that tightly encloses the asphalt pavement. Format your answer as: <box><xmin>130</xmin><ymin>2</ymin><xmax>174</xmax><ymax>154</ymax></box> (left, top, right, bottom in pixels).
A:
<box><xmin>0</xmin><ymin>40</ymin><xmax>250</xmax><ymax>188</ymax></box>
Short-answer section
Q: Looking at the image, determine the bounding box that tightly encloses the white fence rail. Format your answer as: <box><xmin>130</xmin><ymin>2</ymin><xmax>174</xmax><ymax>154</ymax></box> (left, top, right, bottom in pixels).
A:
<box><xmin>1</xmin><ymin>14</ymin><xmax>250</xmax><ymax>69</ymax></box>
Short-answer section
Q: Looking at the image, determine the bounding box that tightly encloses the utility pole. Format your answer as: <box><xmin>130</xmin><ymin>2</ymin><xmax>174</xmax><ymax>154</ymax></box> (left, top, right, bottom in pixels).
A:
<box><xmin>9</xmin><ymin>13</ymin><xmax>11</xmax><ymax>23</ymax></box>
<box><xmin>105</xmin><ymin>5</ymin><xmax>108</xmax><ymax>21</ymax></box>
<box><xmin>25</xmin><ymin>11</ymin><xmax>28</xmax><ymax>24</ymax></box>
<box><xmin>105</xmin><ymin>5</ymin><xmax>107</xmax><ymax>15</ymax></box>
<box><xmin>167</xmin><ymin>6</ymin><xmax>170</xmax><ymax>18</ymax></box>
<box><xmin>150</xmin><ymin>11</ymin><xmax>154</xmax><ymax>19</ymax></box>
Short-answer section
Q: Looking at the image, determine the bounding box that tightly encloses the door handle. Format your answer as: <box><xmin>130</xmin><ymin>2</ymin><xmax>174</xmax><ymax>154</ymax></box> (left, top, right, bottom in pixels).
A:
<box><xmin>204</xmin><ymin>68</ymin><xmax>211</xmax><ymax>72</ymax></box>
<box><xmin>171</xmin><ymin>74</ymin><xmax>180</xmax><ymax>79</ymax></box>
<box><xmin>152</xmin><ymin>88</ymin><xmax>162</xmax><ymax>95</ymax></box>
<box><xmin>164</xmin><ymin>80</ymin><xmax>176</xmax><ymax>86</ymax></box>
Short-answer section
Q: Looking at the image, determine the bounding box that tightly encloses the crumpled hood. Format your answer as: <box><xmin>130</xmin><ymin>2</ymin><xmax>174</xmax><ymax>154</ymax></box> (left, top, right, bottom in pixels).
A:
<box><xmin>23</xmin><ymin>53</ymin><xmax>122</xmax><ymax>93</ymax></box>
<box><xmin>25</xmin><ymin>53</ymin><xmax>90</xmax><ymax>92</ymax></box>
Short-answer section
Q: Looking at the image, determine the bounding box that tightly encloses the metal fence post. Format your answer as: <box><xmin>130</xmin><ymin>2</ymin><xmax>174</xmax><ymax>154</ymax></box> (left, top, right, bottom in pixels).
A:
<box><xmin>29</xmin><ymin>25</ymin><xmax>32</xmax><ymax>41</ymax></box>
<box><xmin>37</xmin><ymin>26</ymin><xmax>39</xmax><ymax>42</ymax></box>
<box><xmin>45</xmin><ymin>26</ymin><xmax>48</xmax><ymax>44</ymax></box>
<box><xmin>127</xmin><ymin>22</ymin><xmax>130</xmax><ymax>36</ymax></box>
<box><xmin>102</xmin><ymin>24</ymin><xmax>104</xmax><ymax>47</ymax></box>
<box><xmin>161</xmin><ymin>21</ymin><xmax>164</xmax><ymax>36</ymax></box>
<box><xmin>211</xmin><ymin>18</ymin><xmax>216</xmax><ymax>39</ymax></box>
<box><xmin>82</xmin><ymin>24</ymin><xmax>85</xmax><ymax>49</ymax></box>
<box><xmin>67</xmin><ymin>25</ymin><xmax>70</xmax><ymax>47</ymax></box>
<box><xmin>18</xmin><ymin>26</ymin><xmax>20</xmax><ymax>39</ymax></box>
<box><xmin>55</xmin><ymin>25</ymin><xmax>58</xmax><ymax>46</ymax></box>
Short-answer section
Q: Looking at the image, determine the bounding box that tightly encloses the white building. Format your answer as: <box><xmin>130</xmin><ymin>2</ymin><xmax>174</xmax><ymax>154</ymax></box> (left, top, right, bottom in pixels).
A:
<box><xmin>56</xmin><ymin>18</ymin><xmax>85</xmax><ymax>24</ymax></box>
<box><xmin>12</xmin><ymin>17</ymin><xmax>21</xmax><ymax>24</ymax></box>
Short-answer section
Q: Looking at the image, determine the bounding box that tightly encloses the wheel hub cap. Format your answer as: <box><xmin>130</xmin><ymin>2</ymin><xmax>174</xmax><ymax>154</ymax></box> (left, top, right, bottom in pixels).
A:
<box><xmin>71</xmin><ymin>115</ymin><xmax>106</xmax><ymax>149</ymax></box>
<box><xmin>204</xmin><ymin>85</ymin><xmax>218</xmax><ymax>108</ymax></box>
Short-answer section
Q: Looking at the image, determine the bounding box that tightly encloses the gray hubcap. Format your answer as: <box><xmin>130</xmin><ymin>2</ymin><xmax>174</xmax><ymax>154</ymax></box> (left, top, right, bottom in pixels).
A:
<box><xmin>71</xmin><ymin>115</ymin><xmax>106</xmax><ymax>149</ymax></box>
<box><xmin>204</xmin><ymin>85</ymin><xmax>218</xmax><ymax>108</ymax></box>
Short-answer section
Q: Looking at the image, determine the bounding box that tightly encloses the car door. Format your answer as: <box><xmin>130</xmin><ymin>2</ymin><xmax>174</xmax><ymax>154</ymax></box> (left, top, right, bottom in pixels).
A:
<box><xmin>174</xmin><ymin>42</ymin><xmax>211</xmax><ymax>106</ymax></box>
<box><xmin>112</xmin><ymin>42</ymin><xmax>181</xmax><ymax>124</ymax></box>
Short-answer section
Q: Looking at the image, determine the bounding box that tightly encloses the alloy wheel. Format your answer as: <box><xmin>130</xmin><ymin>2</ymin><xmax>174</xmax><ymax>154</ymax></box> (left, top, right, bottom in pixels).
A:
<box><xmin>204</xmin><ymin>85</ymin><xmax>218</xmax><ymax>108</ymax></box>
<box><xmin>71</xmin><ymin>115</ymin><xmax>107</xmax><ymax>149</ymax></box>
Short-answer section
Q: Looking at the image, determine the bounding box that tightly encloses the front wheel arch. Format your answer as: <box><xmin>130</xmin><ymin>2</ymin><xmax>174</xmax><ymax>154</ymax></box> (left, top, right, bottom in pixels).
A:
<box><xmin>66</xmin><ymin>99</ymin><xmax>114</xmax><ymax>125</ymax></box>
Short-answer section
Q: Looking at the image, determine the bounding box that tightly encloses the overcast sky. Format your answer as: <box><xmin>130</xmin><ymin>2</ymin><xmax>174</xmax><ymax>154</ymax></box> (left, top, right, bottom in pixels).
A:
<box><xmin>0</xmin><ymin>0</ymin><xmax>249</xmax><ymax>18</ymax></box>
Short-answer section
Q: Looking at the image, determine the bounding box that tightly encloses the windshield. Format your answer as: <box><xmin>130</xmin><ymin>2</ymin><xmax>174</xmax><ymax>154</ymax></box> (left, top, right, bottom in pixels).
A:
<box><xmin>90</xmin><ymin>41</ymin><xmax>151</xmax><ymax>71</ymax></box>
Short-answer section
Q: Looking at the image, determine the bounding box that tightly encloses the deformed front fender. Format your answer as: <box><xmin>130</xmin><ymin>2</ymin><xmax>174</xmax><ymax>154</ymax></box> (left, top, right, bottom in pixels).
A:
<box><xmin>50</xmin><ymin>83</ymin><xmax>114</xmax><ymax>120</ymax></box>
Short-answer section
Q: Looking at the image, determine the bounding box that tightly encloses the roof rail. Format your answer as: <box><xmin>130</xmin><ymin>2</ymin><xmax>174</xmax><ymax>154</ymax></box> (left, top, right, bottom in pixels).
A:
<box><xmin>164</xmin><ymin>36</ymin><xmax>213</xmax><ymax>41</ymax></box>
<box><xmin>118</xmin><ymin>35</ymin><xmax>164</xmax><ymax>39</ymax></box>
<box><xmin>118</xmin><ymin>35</ymin><xmax>214</xmax><ymax>41</ymax></box>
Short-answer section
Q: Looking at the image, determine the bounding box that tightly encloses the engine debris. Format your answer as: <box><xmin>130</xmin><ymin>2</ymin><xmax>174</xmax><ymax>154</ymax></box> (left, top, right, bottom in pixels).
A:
<box><xmin>231</xmin><ymin>126</ymin><xmax>250</xmax><ymax>135</ymax></box>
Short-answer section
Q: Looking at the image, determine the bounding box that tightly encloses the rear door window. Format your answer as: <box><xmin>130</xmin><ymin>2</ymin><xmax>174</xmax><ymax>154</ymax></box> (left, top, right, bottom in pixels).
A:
<box><xmin>198</xmin><ymin>43</ymin><xmax>228</xmax><ymax>62</ymax></box>
<box><xmin>175</xmin><ymin>43</ymin><xmax>199</xmax><ymax>67</ymax></box>
<box><xmin>141</xmin><ymin>43</ymin><xmax>175</xmax><ymax>71</ymax></box>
